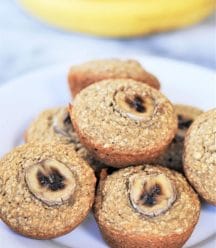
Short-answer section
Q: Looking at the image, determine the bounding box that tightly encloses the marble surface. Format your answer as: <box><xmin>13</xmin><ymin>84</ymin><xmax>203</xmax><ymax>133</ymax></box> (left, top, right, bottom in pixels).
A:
<box><xmin>0</xmin><ymin>0</ymin><xmax>215</xmax><ymax>85</ymax></box>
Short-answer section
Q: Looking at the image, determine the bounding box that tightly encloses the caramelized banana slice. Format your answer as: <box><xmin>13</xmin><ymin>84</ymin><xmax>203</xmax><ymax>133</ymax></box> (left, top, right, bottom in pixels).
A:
<box><xmin>53</xmin><ymin>108</ymin><xmax>73</xmax><ymax>139</ymax></box>
<box><xmin>114</xmin><ymin>87</ymin><xmax>155</xmax><ymax>121</ymax></box>
<box><xmin>177</xmin><ymin>114</ymin><xmax>193</xmax><ymax>137</ymax></box>
<box><xmin>128</xmin><ymin>173</ymin><xmax>176</xmax><ymax>217</ymax></box>
<box><xmin>25</xmin><ymin>159</ymin><xmax>76</xmax><ymax>206</ymax></box>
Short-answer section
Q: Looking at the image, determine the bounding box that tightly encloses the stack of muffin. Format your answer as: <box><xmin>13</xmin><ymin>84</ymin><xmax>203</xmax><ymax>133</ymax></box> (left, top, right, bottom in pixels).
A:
<box><xmin>0</xmin><ymin>59</ymin><xmax>215</xmax><ymax>248</ymax></box>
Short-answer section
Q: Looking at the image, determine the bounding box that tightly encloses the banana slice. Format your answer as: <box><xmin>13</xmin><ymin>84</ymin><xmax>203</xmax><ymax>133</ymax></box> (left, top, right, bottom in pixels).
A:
<box><xmin>114</xmin><ymin>88</ymin><xmax>155</xmax><ymax>121</ymax></box>
<box><xmin>25</xmin><ymin>159</ymin><xmax>76</xmax><ymax>206</ymax></box>
<box><xmin>53</xmin><ymin>108</ymin><xmax>74</xmax><ymax>140</ymax></box>
<box><xmin>177</xmin><ymin>114</ymin><xmax>193</xmax><ymax>137</ymax></box>
<box><xmin>128</xmin><ymin>173</ymin><xmax>176</xmax><ymax>217</ymax></box>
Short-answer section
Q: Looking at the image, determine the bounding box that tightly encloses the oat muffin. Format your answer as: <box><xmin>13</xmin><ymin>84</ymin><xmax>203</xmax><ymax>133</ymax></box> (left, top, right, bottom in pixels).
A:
<box><xmin>153</xmin><ymin>104</ymin><xmax>203</xmax><ymax>171</ymax></box>
<box><xmin>94</xmin><ymin>165</ymin><xmax>200</xmax><ymax>248</ymax></box>
<box><xmin>25</xmin><ymin>107</ymin><xmax>79</xmax><ymax>144</ymax></box>
<box><xmin>0</xmin><ymin>143</ymin><xmax>96</xmax><ymax>239</ymax></box>
<box><xmin>25</xmin><ymin>107</ymin><xmax>106</xmax><ymax>172</ymax></box>
<box><xmin>71</xmin><ymin>79</ymin><xmax>177</xmax><ymax>167</ymax></box>
<box><xmin>68</xmin><ymin>59</ymin><xmax>160</xmax><ymax>97</ymax></box>
<box><xmin>25</xmin><ymin>107</ymin><xmax>90</xmax><ymax>159</ymax></box>
<box><xmin>184</xmin><ymin>109</ymin><xmax>216</xmax><ymax>205</ymax></box>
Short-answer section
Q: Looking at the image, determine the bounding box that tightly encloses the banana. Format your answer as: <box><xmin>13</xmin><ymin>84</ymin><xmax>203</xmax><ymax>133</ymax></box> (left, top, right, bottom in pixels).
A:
<box><xmin>114</xmin><ymin>88</ymin><xmax>155</xmax><ymax>121</ymax></box>
<box><xmin>128</xmin><ymin>173</ymin><xmax>176</xmax><ymax>217</ymax></box>
<box><xmin>25</xmin><ymin>159</ymin><xmax>76</xmax><ymax>206</ymax></box>
<box><xmin>53</xmin><ymin>108</ymin><xmax>73</xmax><ymax>140</ymax></box>
<box><xmin>177</xmin><ymin>114</ymin><xmax>193</xmax><ymax>137</ymax></box>
<box><xmin>19</xmin><ymin>0</ymin><xmax>215</xmax><ymax>37</ymax></box>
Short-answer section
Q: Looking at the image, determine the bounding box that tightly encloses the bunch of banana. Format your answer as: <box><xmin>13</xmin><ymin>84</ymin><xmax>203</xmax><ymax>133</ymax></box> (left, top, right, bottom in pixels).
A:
<box><xmin>19</xmin><ymin>0</ymin><xmax>215</xmax><ymax>37</ymax></box>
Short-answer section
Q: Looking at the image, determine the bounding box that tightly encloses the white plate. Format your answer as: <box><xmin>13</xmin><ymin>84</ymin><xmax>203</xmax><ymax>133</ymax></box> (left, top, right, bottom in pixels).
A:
<box><xmin>0</xmin><ymin>55</ymin><xmax>215</xmax><ymax>248</ymax></box>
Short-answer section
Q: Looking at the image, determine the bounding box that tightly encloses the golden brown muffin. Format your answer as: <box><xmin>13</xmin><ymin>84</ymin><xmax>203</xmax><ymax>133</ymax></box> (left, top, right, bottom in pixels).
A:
<box><xmin>94</xmin><ymin>165</ymin><xmax>200</xmax><ymax>248</ymax></box>
<box><xmin>0</xmin><ymin>143</ymin><xmax>96</xmax><ymax>239</ymax></box>
<box><xmin>68</xmin><ymin>59</ymin><xmax>160</xmax><ymax>97</ymax></box>
<box><xmin>184</xmin><ymin>109</ymin><xmax>216</xmax><ymax>205</ymax></box>
<box><xmin>25</xmin><ymin>107</ymin><xmax>106</xmax><ymax>172</ymax></box>
<box><xmin>71</xmin><ymin>79</ymin><xmax>177</xmax><ymax>168</ymax></box>
<box><xmin>153</xmin><ymin>104</ymin><xmax>203</xmax><ymax>171</ymax></box>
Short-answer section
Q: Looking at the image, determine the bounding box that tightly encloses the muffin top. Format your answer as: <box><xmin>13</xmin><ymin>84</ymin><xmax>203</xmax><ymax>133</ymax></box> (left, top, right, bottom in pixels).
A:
<box><xmin>94</xmin><ymin>165</ymin><xmax>200</xmax><ymax>236</ymax></box>
<box><xmin>26</xmin><ymin>107</ymin><xmax>77</xmax><ymax>144</ymax></box>
<box><xmin>0</xmin><ymin>143</ymin><xmax>96</xmax><ymax>238</ymax></box>
<box><xmin>184</xmin><ymin>108</ymin><xmax>216</xmax><ymax>205</ymax></box>
<box><xmin>25</xmin><ymin>107</ymin><xmax>91</xmax><ymax>160</ymax></box>
<box><xmin>72</xmin><ymin>79</ymin><xmax>177</xmax><ymax>154</ymax></box>
<box><xmin>68</xmin><ymin>59</ymin><xmax>160</xmax><ymax>92</ymax></box>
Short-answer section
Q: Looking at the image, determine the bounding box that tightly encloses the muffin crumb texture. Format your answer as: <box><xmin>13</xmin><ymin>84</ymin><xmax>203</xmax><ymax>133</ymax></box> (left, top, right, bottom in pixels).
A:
<box><xmin>94</xmin><ymin>165</ymin><xmax>200</xmax><ymax>248</ymax></box>
<box><xmin>184</xmin><ymin>109</ymin><xmax>216</xmax><ymax>205</ymax></box>
<box><xmin>72</xmin><ymin>79</ymin><xmax>177</xmax><ymax>167</ymax></box>
<box><xmin>0</xmin><ymin>143</ymin><xmax>96</xmax><ymax>239</ymax></box>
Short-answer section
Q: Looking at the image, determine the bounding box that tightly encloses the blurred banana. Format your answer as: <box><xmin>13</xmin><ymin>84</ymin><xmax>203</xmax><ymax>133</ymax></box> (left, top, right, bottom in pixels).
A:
<box><xmin>19</xmin><ymin>0</ymin><xmax>215</xmax><ymax>37</ymax></box>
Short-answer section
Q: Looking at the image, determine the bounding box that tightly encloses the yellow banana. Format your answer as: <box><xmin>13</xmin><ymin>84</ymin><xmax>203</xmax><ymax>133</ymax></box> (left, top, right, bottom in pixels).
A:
<box><xmin>19</xmin><ymin>0</ymin><xmax>215</xmax><ymax>37</ymax></box>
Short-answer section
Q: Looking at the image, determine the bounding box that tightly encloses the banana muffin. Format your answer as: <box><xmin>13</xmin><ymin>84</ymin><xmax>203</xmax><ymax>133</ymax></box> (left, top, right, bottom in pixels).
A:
<box><xmin>25</xmin><ymin>107</ymin><xmax>78</xmax><ymax>144</ymax></box>
<box><xmin>0</xmin><ymin>143</ymin><xmax>96</xmax><ymax>239</ymax></box>
<box><xmin>94</xmin><ymin>165</ymin><xmax>200</xmax><ymax>248</ymax></box>
<box><xmin>184</xmin><ymin>109</ymin><xmax>216</xmax><ymax>205</ymax></box>
<box><xmin>68</xmin><ymin>59</ymin><xmax>160</xmax><ymax>97</ymax></box>
<box><xmin>153</xmin><ymin>104</ymin><xmax>203</xmax><ymax>171</ymax></box>
<box><xmin>71</xmin><ymin>79</ymin><xmax>177</xmax><ymax>167</ymax></box>
<box><xmin>25</xmin><ymin>107</ymin><xmax>106</xmax><ymax>172</ymax></box>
